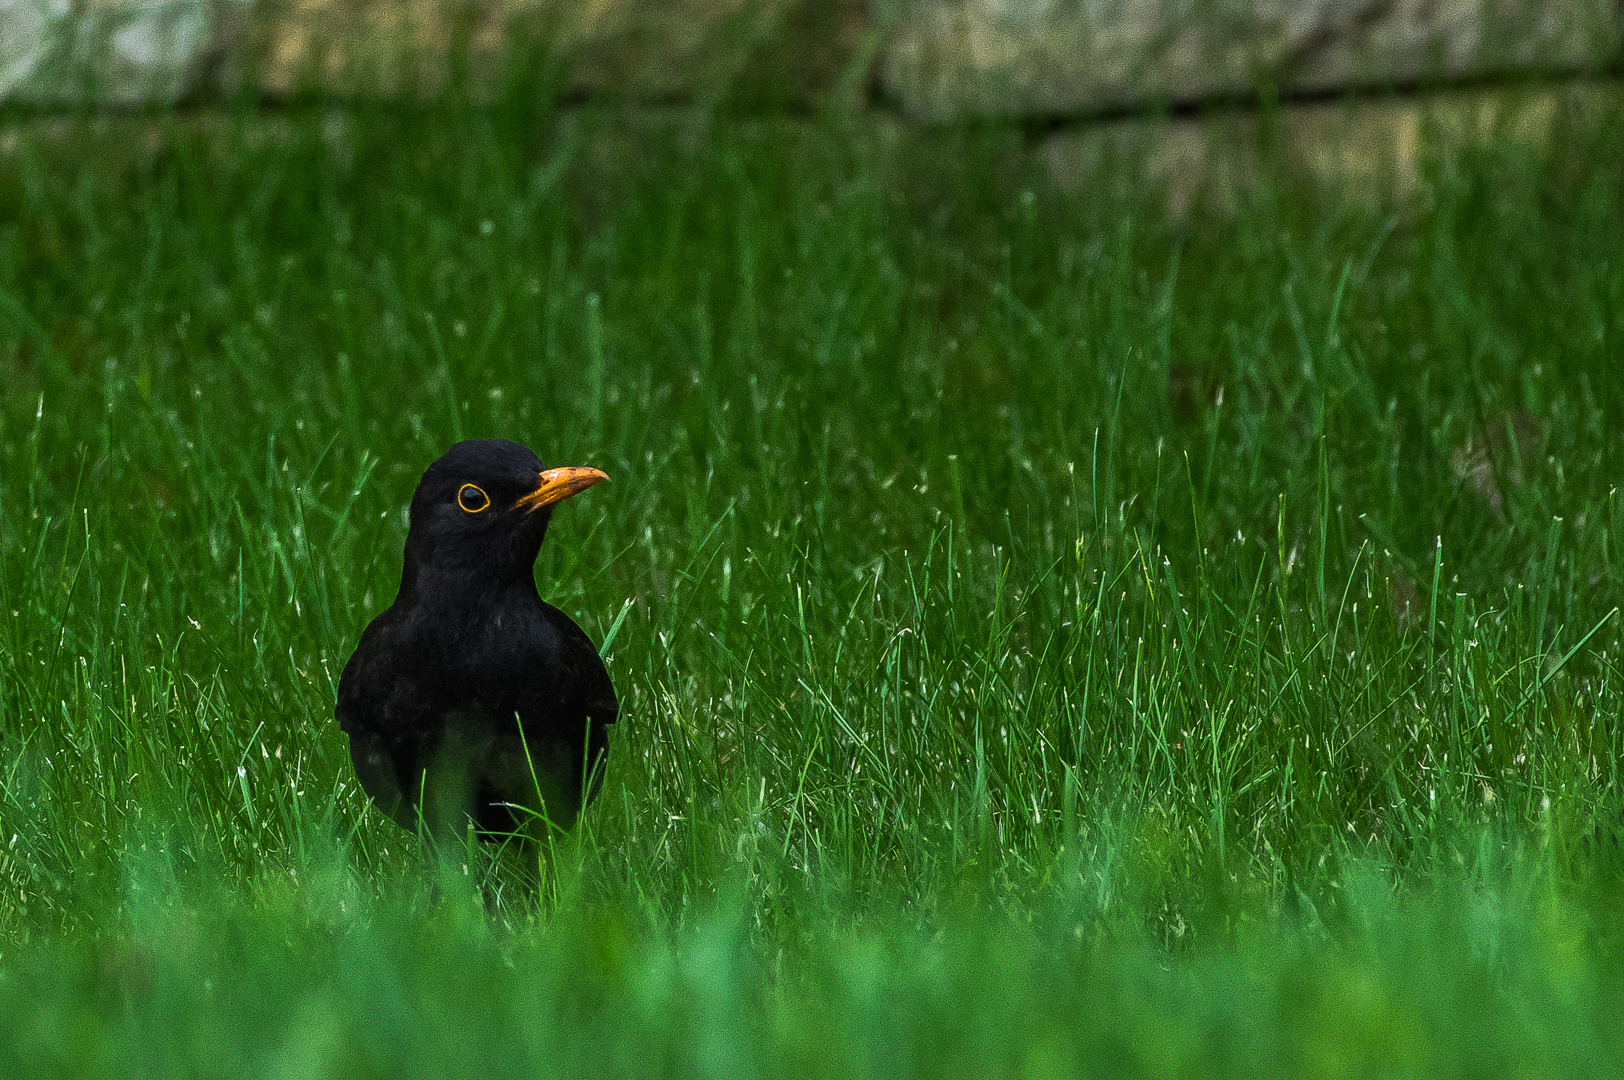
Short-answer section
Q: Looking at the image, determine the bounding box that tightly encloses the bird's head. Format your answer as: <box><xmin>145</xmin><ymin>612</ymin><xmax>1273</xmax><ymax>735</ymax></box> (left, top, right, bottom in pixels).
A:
<box><xmin>401</xmin><ymin>438</ymin><xmax>609</xmax><ymax>590</ymax></box>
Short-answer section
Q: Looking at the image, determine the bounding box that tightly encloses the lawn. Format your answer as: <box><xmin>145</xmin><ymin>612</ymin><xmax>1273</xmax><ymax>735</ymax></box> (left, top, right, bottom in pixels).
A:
<box><xmin>2</xmin><ymin>82</ymin><xmax>1623</xmax><ymax>1076</ymax></box>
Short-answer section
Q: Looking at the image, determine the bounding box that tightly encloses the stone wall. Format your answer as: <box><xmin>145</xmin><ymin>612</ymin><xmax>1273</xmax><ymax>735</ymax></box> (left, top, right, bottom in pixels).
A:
<box><xmin>1</xmin><ymin>0</ymin><xmax>1618</xmax><ymax>112</ymax></box>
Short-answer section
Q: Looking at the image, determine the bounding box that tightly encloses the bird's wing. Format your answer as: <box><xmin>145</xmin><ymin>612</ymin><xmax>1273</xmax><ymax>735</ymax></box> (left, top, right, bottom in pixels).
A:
<box><xmin>535</xmin><ymin>600</ymin><xmax>620</xmax><ymax>726</ymax></box>
<box><xmin>335</xmin><ymin>615</ymin><xmax>392</xmax><ymax>735</ymax></box>
<box><xmin>335</xmin><ymin>613</ymin><xmax>424</xmax><ymax>828</ymax></box>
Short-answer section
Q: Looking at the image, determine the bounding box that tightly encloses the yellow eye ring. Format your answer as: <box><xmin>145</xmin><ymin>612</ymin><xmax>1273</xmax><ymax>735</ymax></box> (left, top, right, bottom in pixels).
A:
<box><xmin>457</xmin><ymin>483</ymin><xmax>490</xmax><ymax>513</ymax></box>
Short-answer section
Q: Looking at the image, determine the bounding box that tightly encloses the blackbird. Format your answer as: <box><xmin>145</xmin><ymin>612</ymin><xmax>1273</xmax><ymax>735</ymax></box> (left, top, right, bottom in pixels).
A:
<box><xmin>337</xmin><ymin>438</ymin><xmax>618</xmax><ymax>845</ymax></box>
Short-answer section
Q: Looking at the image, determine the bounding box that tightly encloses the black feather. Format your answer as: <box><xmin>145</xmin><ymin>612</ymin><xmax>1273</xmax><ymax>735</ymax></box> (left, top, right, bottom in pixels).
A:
<box><xmin>336</xmin><ymin>438</ymin><xmax>617</xmax><ymax>842</ymax></box>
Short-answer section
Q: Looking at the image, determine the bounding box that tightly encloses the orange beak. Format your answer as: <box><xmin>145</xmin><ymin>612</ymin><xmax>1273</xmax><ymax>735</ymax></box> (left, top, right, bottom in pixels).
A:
<box><xmin>515</xmin><ymin>466</ymin><xmax>610</xmax><ymax>514</ymax></box>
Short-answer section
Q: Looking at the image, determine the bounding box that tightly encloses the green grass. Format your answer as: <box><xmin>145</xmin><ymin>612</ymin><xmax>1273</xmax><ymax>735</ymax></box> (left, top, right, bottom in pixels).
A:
<box><xmin>2</xmin><ymin>84</ymin><xmax>1624</xmax><ymax>1075</ymax></box>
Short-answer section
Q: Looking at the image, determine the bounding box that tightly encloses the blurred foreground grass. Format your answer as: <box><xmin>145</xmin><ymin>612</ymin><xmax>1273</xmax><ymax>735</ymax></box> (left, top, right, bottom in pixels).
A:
<box><xmin>1</xmin><ymin>86</ymin><xmax>1623</xmax><ymax>1074</ymax></box>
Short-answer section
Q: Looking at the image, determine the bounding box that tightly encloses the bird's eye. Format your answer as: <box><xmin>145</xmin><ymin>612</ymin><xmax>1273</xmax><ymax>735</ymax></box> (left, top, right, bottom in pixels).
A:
<box><xmin>457</xmin><ymin>484</ymin><xmax>490</xmax><ymax>513</ymax></box>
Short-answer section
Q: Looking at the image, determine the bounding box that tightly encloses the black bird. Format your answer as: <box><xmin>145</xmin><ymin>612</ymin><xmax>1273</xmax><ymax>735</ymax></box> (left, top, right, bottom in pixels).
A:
<box><xmin>337</xmin><ymin>438</ymin><xmax>617</xmax><ymax>845</ymax></box>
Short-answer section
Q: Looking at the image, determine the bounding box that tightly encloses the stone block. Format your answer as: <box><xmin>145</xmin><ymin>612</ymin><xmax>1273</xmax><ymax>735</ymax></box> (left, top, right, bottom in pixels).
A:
<box><xmin>2</xmin><ymin>0</ymin><xmax>221</xmax><ymax>104</ymax></box>
<box><xmin>0</xmin><ymin>0</ymin><xmax>870</xmax><ymax>104</ymax></box>
<box><xmin>1040</xmin><ymin>82</ymin><xmax>1622</xmax><ymax>216</ymax></box>
<box><xmin>881</xmin><ymin>0</ymin><xmax>1623</xmax><ymax>119</ymax></box>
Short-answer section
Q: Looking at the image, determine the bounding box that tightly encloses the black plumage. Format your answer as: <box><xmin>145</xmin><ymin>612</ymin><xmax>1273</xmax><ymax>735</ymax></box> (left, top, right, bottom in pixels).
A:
<box><xmin>337</xmin><ymin>438</ymin><xmax>617</xmax><ymax>844</ymax></box>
